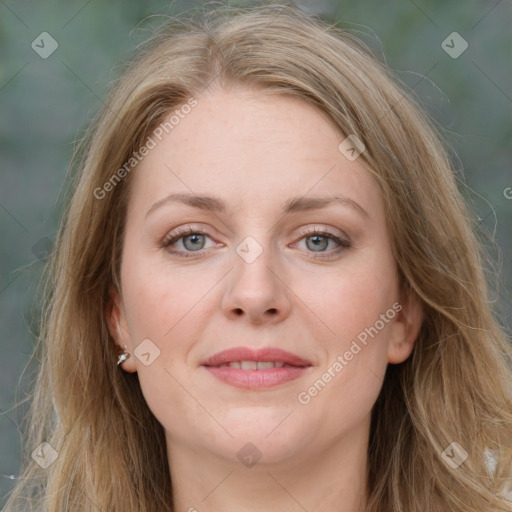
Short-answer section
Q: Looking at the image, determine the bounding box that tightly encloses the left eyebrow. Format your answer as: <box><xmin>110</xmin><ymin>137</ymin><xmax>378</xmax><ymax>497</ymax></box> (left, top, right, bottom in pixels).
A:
<box><xmin>282</xmin><ymin>195</ymin><xmax>369</xmax><ymax>218</ymax></box>
<box><xmin>145</xmin><ymin>192</ymin><xmax>370</xmax><ymax>219</ymax></box>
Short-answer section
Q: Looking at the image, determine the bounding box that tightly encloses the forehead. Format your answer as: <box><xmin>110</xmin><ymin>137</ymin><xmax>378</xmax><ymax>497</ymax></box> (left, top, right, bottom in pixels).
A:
<box><xmin>127</xmin><ymin>86</ymin><xmax>381</xmax><ymax>219</ymax></box>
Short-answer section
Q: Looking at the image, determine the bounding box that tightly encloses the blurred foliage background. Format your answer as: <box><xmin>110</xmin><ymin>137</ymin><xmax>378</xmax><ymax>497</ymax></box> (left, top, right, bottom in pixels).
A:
<box><xmin>1</xmin><ymin>0</ymin><xmax>511</xmax><ymax>505</ymax></box>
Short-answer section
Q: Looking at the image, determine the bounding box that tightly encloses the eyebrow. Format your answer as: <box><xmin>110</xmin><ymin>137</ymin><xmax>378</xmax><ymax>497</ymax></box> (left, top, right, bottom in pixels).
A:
<box><xmin>145</xmin><ymin>192</ymin><xmax>369</xmax><ymax>219</ymax></box>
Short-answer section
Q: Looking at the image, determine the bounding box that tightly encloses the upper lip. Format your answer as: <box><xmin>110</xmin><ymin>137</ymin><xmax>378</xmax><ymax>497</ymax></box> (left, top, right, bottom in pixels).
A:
<box><xmin>201</xmin><ymin>347</ymin><xmax>312</xmax><ymax>367</ymax></box>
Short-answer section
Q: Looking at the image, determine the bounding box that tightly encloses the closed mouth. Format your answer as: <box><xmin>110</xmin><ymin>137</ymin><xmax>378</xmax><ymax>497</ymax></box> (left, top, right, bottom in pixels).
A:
<box><xmin>215</xmin><ymin>360</ymin><xmax>304</xmax><ymax>370</ymax></box>
<box><xmin>201</xmin><ymin>346</ymin><xmax>312</xmax><ymax>369</ymax></box>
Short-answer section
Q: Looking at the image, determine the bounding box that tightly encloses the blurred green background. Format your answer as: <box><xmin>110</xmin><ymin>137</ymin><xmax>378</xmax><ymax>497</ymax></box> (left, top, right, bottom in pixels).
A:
<box><xmin>1</xmin><ymin>0</ymin><xmax>511</xmax><ymax>505</ymax></box>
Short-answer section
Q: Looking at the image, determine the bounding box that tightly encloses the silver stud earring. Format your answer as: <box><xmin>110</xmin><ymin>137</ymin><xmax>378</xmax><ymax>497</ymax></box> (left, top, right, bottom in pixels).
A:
<box><xmin>115</xmin><ymin>321</ymin><xmax>130</xmax><ymax>367</ymax></box>
<box><xmin>117</xmin><ymin>344</ymin><xmax>130</xmax><ymax>366</ymax></box>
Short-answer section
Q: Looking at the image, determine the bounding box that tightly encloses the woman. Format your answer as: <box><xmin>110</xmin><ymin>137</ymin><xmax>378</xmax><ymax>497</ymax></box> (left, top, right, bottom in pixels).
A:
<box><xmin>4</xmin><ymin>3</ymin><xmax>512</xmax><ymax>511</ymax></box>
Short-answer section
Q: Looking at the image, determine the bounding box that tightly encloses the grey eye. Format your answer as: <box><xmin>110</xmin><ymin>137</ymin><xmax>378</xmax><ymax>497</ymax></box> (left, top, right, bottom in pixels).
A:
<box><xmin>182</xmin><ymin>233</ymin><xmax>207</xmax><ymax>251</ymax></box>
<box><xmin>305</xmin><ymin>235</ymin><xmax>330</xmax><ymax>252</ymax></box>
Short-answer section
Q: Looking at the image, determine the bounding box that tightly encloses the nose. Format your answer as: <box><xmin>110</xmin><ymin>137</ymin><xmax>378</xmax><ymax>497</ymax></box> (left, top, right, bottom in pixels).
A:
<box><xmin>221</xmin><ymin>239</ymin><xmax>292</xmax><ymax>325</ymax></box>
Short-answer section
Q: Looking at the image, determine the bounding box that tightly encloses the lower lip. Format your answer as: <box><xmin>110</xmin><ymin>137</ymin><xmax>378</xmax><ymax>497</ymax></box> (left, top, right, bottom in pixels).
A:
<box><xmin>203</xmin><ymin>365</ymin><xmax>310</xmax><ymax>389</ymax></box>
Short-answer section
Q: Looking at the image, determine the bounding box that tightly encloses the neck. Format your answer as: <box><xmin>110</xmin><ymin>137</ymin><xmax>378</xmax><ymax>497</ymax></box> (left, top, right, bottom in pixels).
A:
<box><xmin>166</xmin><ymin>414</ymin><xmax>370</xmax><ymax>512</ymax></box>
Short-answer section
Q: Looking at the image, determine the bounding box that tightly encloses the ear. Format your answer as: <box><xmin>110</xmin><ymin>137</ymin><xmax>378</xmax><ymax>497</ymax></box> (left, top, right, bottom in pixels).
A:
<box><xmin>387</xmin><ymin>287</ymin><xmax>424</xmax><ymax>364</ymax></box>
<box><xmin>107</xmin><ymin>284</ymin><xmax>137</xmax><ymax>373</ymax></box>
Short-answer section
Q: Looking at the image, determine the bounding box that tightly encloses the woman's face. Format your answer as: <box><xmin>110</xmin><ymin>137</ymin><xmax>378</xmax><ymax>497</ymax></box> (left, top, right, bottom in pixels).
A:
<box><xmin>109</xmin><ymin>86</ymin><xmax>422</xmax><ymax>468</ymax></box>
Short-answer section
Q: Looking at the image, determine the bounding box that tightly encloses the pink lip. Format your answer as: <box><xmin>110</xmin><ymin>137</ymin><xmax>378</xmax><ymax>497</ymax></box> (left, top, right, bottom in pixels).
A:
<box><xmin>201</xmin><ymin>347</ymin><xmax>312</xmax><ymax>367</ymax></box>
<box><xmin>201</xmin><ymin>347</ymin><xmax>312</xmax><ymax>390</ymax></box>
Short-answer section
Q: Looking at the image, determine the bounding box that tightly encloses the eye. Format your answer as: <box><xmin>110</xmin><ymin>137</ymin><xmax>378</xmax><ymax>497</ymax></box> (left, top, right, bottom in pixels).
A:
<box><xmin>293</xmin><ymin>227</ymin><xmax>351</xmax><ymax>259</ymax></box>
<box><xmin>161</xmin><ymin>225</ymin><xmax>351</xmax><ymax>259</ymax></box>
<box><xmin>162</xmin><ymin>227</ymin><xmax>217</xmax><ymax>257</ymax></box>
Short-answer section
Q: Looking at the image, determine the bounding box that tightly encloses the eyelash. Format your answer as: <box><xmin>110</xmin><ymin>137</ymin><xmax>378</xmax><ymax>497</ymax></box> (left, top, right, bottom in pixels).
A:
<box><xmin>161</xmin><ymin>227</ymin><xmax>351</xmax><ymax>259</ymax></box>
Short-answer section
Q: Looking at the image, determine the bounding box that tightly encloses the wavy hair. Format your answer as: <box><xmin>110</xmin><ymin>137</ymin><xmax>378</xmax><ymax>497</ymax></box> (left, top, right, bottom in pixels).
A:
<box><xmin>3</xmin><ymin>2</ymin><xmax>512</xmax><ymax>511</ymax></box>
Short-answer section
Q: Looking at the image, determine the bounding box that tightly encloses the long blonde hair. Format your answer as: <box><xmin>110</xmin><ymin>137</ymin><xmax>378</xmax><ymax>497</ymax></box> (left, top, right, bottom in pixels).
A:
<box><xmin>4</xmin><ymin>3</ymin><xmax>512</xmax><ymax>511</ymax></box>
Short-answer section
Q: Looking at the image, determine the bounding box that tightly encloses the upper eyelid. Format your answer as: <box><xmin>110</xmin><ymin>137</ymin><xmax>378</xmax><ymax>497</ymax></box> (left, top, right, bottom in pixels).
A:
<box><xmin>163</xmin><ymin>224</ymin><xmax>344</xmax><ymax>239</ymax></box>
<box><xmin>295</xmin><ymin>225</ymin><xmax>350</xmax><ymax>241</ymax></box>
<box><xmin>162</xmin><ymin>225</ymin><xmax>349</xmax><ymax>249</ymax></box>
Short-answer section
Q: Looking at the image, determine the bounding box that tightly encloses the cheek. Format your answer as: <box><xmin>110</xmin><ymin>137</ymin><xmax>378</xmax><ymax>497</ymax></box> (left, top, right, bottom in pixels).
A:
<box><xmin>297</xmin><ymin>252</ymin><xmax>397</xmax><ymax>401</ymax></box>
<box><xmin>297</xmin><ymin>261</ymin><xmax>397</xmax><ymax>344</ymax></box>
<box><xmin>121</xmin><ymin>247</ymin><xmax>210</xmax><ymax>340</ymax></box>
<box><xmin>119</xmin><ymin>255</ymin><xmax>206</xmax><ymax>432</ymax></box>
<box><xmin>296</xmin><ymin>273</ymin><xmax>393</xmax><ymax>422</ymax></box>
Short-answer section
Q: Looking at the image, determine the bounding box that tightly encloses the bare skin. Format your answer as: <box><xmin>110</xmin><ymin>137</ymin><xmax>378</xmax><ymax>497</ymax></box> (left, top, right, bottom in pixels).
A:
<box><xmin>108</xmin><ymin>86</ymin><xmax>423</xmax><ymax>512</ymax></box>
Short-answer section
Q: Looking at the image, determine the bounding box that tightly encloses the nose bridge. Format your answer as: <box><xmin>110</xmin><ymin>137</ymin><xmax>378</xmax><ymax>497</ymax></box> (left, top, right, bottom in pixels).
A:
<box><xmin>222</xmin><ymin>231</ymin><xmax>291</xmax><ymax>323</ymax></box>
<box><xmin>233</xmin><ymin>232</ymin><xmax>278</xmax><ymax>297</ymax></box>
